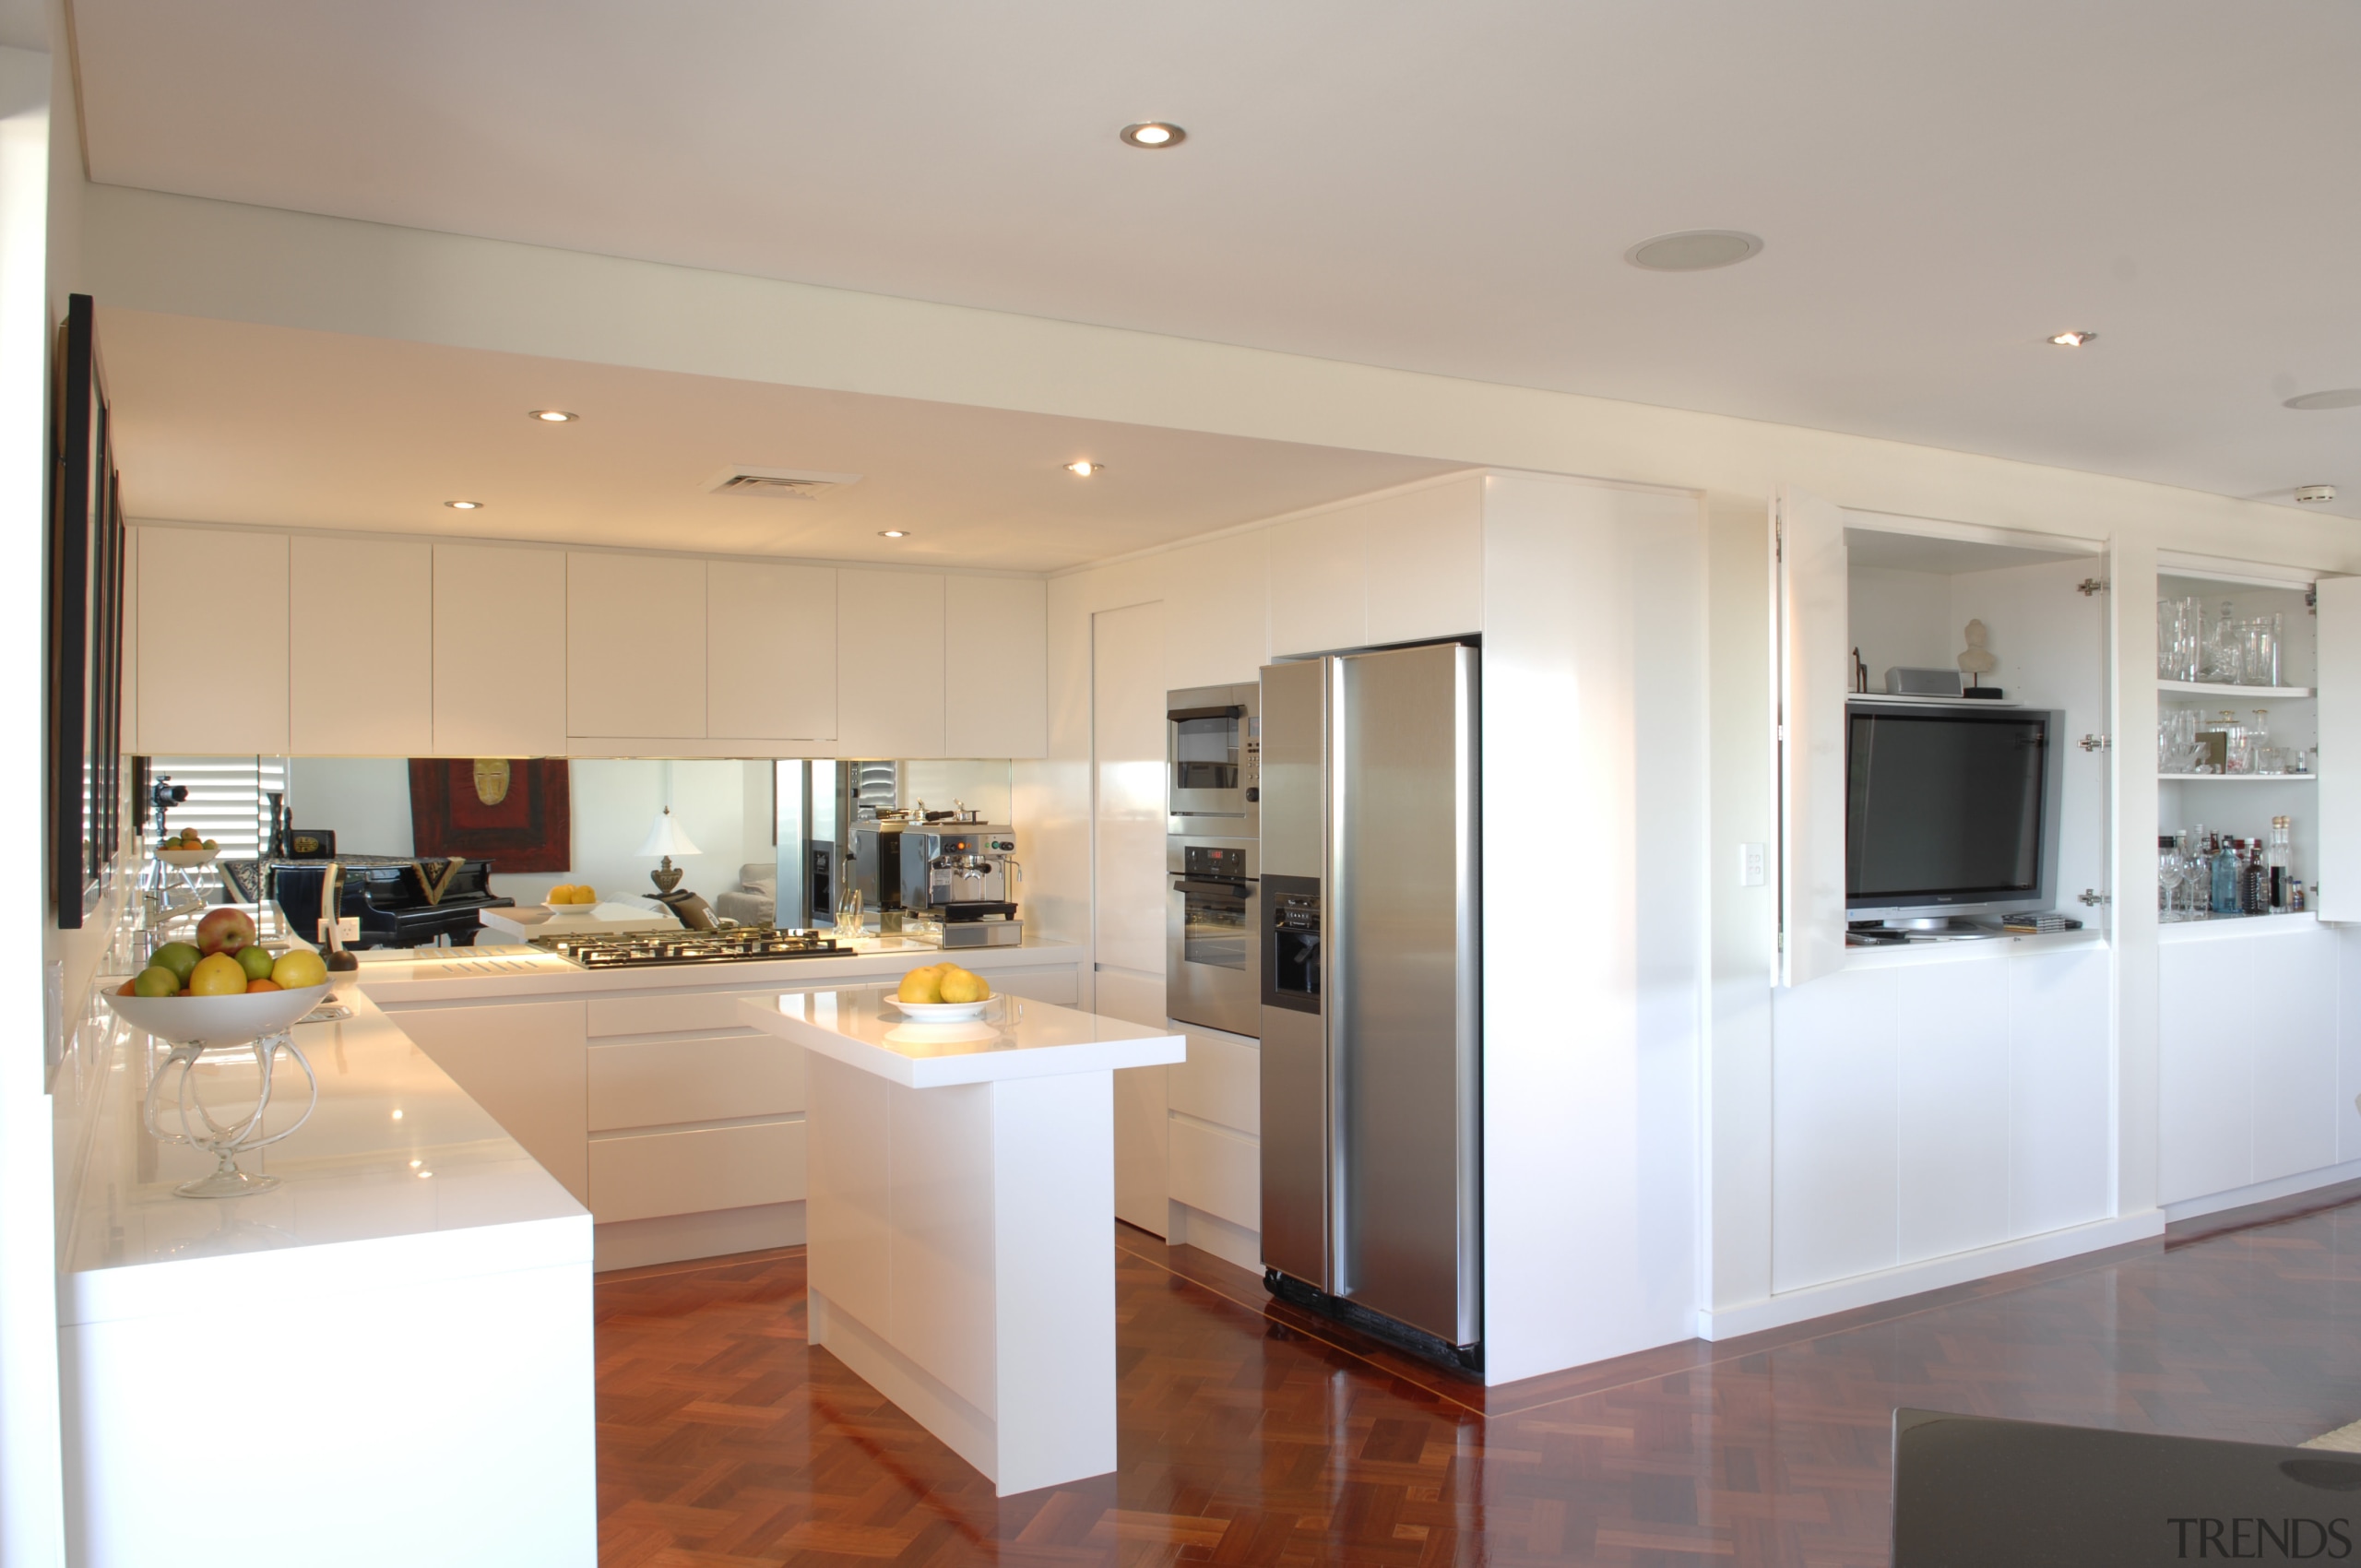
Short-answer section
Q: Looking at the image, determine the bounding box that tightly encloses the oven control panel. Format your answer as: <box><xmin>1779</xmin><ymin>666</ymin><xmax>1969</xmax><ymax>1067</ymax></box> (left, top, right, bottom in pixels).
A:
<box><xmin>1183</xmin><ymin>843</ymin><xmax>1251</xmax><ymax>881</ymax></box>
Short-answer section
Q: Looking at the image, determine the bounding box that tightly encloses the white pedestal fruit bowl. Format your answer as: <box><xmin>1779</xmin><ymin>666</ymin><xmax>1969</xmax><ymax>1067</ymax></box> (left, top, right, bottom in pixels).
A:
<box><xmin>103</xmin><ymin>984</ymin><xmax>332</xmax><ymax>1198</ymax></box>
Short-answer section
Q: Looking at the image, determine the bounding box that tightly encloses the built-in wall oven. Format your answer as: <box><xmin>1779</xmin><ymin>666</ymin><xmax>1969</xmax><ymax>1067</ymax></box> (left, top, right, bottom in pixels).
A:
<box><xmin>1168</xmin><ymin>837</ymin><xmax>1259</xmax><ymax>1037</ymax></box>
<box><xmin>1167</xmin><ymin>683</ymin><xmax>1261</xmax><ymax>1037</ymax></box>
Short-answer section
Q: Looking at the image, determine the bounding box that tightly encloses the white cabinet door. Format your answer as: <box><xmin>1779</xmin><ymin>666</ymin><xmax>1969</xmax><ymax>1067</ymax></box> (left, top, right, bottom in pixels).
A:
<box><xmin>136</xmin><ymin>527</ymin><xmax>290</xmax><ymax>754</ymax></box>
<box><xmin>1892</xmin><ymin>960</ymin><xmax>2010</xmax><ymax>1265</ymax></box>
<box><xmin>433</xmin><ymin>544</ymin><xmax>565</xmax><ymax>756</ymax></box>
<box><xmin>1364</xmin><ymin>475</ymin><xmax>1484</xmax><ymax>647</ymax></box>
<box><xmin>1769</xmin><ymin>966</ymin><xmax>1900</xmax><ymax>1292</ymax></box>
<box><xmin>944</xmin><ymin>576</ymin><xmax>1046</xmax><ymax>758</ymax></box>
<box><xmin>568</xmin><ymin>552</ymin><xmax>705</xmax><ymax>739</ymax></box>
<box><xmin>1775</xmin><ymin>486</ymin><xmax>1850</xmax><ymax>986</ymax></box>
<box><xmin>2318</xmin><ymin>576</ymin><xmax>2361</xmax><ymax>922</ymax></box>
<box><xmin>2247</xmin><ymin>927</ymin><xmax>2339</xmax><ymax>1184</ymax></box>
<box><xmin>290</xmin><ymin>536</ymin><xmax>431</xmax><ymax>755</ymax></box>
<box><xmin>706</xmin><ymin>561</ymin><xmax>836</xmax><ymax>742</ymax></box>
<box><xmin>1162</xmin><ymin>531</ymin><xmax>1270</xmax><ymax>690</ymax></box>
<box><xmin>836</xmin><ymin>569</ymin><xmax>945</xmax><ymax>756</ymax></box>
<box><xmin>2159</xmin><ymin>940</ymin><xmax>2258</xmax><ymax>1204</ymax></box>
<box><xmin>1268</xmin><ymin>508</ymin><xmax>1365</xmax><ymax>658</ymax></box>
<box><xmin>2005</xmin><ymin>945</ymin><xmax>2111</xmax><ymax>1238</ymax></box>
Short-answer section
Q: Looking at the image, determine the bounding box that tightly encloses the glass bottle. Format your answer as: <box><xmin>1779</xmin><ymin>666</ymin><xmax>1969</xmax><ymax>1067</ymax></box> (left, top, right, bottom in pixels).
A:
<box><xmin>2207</xmin><ymin>834</ymin><xmax>2234</xmax><ymax>914</ymax></box>
<box><xmin>2268</xmin><ymin>815</ymin><xmax>2293</xmax><ymax>913</ymax></box>
<box><xmin>2252</xmin><ymin>709</ymin><xmax>2273</xmax><ymax>773</ymax></box>
<box><xmin>2243</xmin><ymin>837</ymin><xmax>2271</xmax><ymax>916</ymax></box>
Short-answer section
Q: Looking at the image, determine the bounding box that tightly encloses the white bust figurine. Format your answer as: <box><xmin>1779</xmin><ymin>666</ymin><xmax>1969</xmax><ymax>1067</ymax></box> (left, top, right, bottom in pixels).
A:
<box><xmin>1958</xmin><ymin>619</ymin><xmax>1998</xmax><ymax>684</ymax></box>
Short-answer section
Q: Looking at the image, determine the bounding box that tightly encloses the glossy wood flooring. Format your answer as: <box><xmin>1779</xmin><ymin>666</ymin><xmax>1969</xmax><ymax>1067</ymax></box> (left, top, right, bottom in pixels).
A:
<box><xmin>596</xmin><ymin>1182</ymin><xmax>2361</xmax><ymax>1565</ymax></box>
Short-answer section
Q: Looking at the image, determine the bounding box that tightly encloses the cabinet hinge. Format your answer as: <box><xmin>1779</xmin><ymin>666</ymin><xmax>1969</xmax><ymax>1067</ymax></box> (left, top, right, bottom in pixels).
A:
<box><xmin>2079</xmin><ymin>734</ymin><xmax>2111</xmax><ymax>752</ymax></box>
<box><xmin>2077</xmin><ymin>889</ymin><xmax>2112</xmax><ymax>907</ymax></box>
<box><xmin>2076</xmin><ymin>577</ymin><xmax>2107</xmax><ymax>597</ymax></box>
<box><xmin>1774</xmin><ymin>517</ymin><xmax>1784</xmax><ymax>562</ymax></box>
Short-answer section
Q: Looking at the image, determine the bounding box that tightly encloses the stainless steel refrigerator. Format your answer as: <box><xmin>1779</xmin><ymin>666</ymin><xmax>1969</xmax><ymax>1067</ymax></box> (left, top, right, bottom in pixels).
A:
<box><xmin>1259</xmin><ymin>642</ymin><xmax>1481</xmax><ymax>1366</ymax></box>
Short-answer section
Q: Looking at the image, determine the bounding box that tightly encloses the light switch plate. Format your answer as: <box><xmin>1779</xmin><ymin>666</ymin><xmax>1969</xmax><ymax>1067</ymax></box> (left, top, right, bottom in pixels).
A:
<box><xmin>1738</xmin><ymin>843</ymin><xmax>1767</xmax><ymax>887</ymax></box>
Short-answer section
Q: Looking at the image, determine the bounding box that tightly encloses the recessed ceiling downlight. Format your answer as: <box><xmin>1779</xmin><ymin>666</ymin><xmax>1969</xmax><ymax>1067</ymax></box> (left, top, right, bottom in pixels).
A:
<box><xmin>1624</xmin><ymin>230</ymin><xmax>1762</xmax><ymax>272</ymax></box>
<box><xmin>1065</xmin><ymin>460</ymin><xmax>1103</xmax><ymax>477</ymax></box>
<box><xmin>2285</xmin><ymin>389</ymin><xmax>2361</xmax><ymax>410</ymax></box>
<box><xmin>528</xmin><ymin>409</ymin><xmax>577</xmax><ymax>422</ymax></box>
<box><xmin>879</xmin><ymin>529</ymin><xmax>909</xmax><ymax>539</ymax></box>
<box><xmin>444</xmin><ymin>500</ymin><xmax>484</xmax><ymax>510</ymax></box>
<box><xmin>2048</xmin><ymin>330</ymin><xmax>2097</xmax><ymax>348</ymax></box>
<box><xmin>1120</xmin><ymin>122</ymin><xmax>1185</xmax><ymax>148</ymax></box>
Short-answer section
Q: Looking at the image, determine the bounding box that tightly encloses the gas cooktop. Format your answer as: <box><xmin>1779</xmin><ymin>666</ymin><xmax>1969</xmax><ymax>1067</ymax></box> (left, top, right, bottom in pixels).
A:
<box><xmin>528</xmin><ymin>927</ymin><xmax>845</xmax><ymax>969</ymax></box>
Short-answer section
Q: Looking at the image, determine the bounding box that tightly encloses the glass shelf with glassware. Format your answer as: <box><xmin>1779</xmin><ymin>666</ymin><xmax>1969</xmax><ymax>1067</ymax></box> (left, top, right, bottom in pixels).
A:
<box><xmin>2158</xmin><ymin>679</ymin><xmax>2313</xmax><ymax>699</ymax></box>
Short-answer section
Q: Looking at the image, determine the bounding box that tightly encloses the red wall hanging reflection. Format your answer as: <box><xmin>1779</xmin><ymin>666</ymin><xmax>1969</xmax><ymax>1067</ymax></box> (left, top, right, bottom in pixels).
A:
<box><xmin>407</xmin><ymin>758</ymin><xmax>571</xmax><ymax>873</ymax></box>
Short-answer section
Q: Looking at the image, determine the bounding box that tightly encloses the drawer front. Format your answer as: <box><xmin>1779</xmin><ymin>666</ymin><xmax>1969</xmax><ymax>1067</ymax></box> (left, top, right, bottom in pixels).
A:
<box><xmin>587</xmin><ymin>991</ymin><xmax>765</xmax><ymax>1037</ymax></box>
<box><xmin>991</xmin><ymin>967</ymin><xmax>1078</xmax><ymax>1005</ymax></box>
<box><xmin>587</xmin><ymin>1119</ymin><xmax>807</xmax><ymax>1224</ymax></box>
<box><xmin>1168</xmin><ymin>1116</ymin><xmax>1259</xmax><ymax>1231</ymax></box>
<box><xmin>587</xmin><ymin>1035</ymin><xmax>804</xmax><ymax>1131</ymax></box>
<box><xmin>1169</xmin><ymin>1026</ymin><xmax>1259</xmax><ymax>1135</ymax></box>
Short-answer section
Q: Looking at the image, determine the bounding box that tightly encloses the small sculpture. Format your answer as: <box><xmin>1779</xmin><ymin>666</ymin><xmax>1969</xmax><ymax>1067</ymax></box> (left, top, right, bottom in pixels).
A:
<box><xmin>1958</xmin><ymin>620</ymin><xmax>1998</xmax><ymax>690</ymax></box>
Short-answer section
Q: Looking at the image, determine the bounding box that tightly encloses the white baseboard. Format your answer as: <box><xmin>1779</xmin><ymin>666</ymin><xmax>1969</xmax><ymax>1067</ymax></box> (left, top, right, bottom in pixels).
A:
<box><xmin>2165</xmin><ymin>1158</ymin><xmax>2361</xmax><ymax>1224</ymax></box>
<box><xmin>1167</xmin><ymin>1200</ymin><xmax>1261</xmax><ymax>1274</ymax></box>
<box><xmin>594</xmin><ymin>1201</ymin><xmax>806</xmax><ymax>1272</ymax></box>
<box><xmin>1697</xmin><ymin>1209</ymin><xmax>2165</xmax><ymax>1340</ymax></box>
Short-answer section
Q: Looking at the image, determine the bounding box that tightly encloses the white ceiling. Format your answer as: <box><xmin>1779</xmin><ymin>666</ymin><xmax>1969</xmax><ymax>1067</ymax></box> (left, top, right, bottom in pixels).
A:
<box><xmin>96</xmin><ymin>309</ymin><xmax>1460</xmax><ymax>570</ymax></box>
<box><xmin>67</xmin><ymin>2</ymin><xmax>2361</xmax><ymax>517</ymax></box>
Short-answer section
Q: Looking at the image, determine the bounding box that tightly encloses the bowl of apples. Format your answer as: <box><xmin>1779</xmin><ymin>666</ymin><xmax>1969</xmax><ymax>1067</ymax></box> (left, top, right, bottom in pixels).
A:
<box><xmin>105</xmin><ymin>907</ymin><xmax>331</xmax><ymax>1047</ymax></box>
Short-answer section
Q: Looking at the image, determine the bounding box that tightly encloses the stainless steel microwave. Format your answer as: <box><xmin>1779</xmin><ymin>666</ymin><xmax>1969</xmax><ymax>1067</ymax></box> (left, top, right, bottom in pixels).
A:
<box><xmin>1167</xmin><ymin>683</ymin><xmax>1260</xmax><ymax>836</ymax></box>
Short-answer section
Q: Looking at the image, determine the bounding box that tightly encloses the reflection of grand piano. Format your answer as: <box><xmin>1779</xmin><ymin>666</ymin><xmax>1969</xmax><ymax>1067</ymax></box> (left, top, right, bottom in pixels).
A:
<box><xmin>267</xmin><ymin>857</ymin><xmax>515</xmax><ymax>949</ymax></box>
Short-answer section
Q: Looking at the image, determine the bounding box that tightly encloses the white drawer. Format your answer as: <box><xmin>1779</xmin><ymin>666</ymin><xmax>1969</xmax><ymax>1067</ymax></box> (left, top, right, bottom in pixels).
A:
<box><xmin>1168</xmin><ymin>1116</ymin><xmax>1258</xmax><ymax>1231</ymax></box>
<box><xmin>587</xmin><ymin>991</ymin><xmax>765</xmax><ymax>1037</ymax></box>
<box><xmin>587</xmin><ymin>1119</ymin><xmax>806</xmax><ymax>1224</ymax></box>
<box><xmin>991</xmin><ymin>967</ymin><xmax>1078</xmax><ymax>1005</ymax></box>
<box><xmin>1169</xmin><ymin>1026</ymin><xmax>1258</xmax><ymax>1135</ymax></box>
<box><xmin>587</xmin><ymin>1034</ymin><xmax>804</xmax><ymax>1131</ymax></box>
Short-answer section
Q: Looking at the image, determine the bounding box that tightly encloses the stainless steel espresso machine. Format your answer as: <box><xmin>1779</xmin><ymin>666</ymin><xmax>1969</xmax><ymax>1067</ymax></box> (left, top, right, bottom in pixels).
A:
<box><xmin>899</xmin><ymin>823</ymin><xmax>1023</xmax><ymax>948</ymax></box>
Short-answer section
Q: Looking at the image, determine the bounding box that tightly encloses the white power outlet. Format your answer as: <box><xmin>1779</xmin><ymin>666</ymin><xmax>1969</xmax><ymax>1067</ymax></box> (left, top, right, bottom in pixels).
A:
<box><xmin>318</xmin><ymin>916</ymin><xmax>361</xmax><ymax>944</ymax></box>
<box><xmin>1738</xmin><ymin>843</ymin><xmax>1767</xmax><ymax>887</ymax></box>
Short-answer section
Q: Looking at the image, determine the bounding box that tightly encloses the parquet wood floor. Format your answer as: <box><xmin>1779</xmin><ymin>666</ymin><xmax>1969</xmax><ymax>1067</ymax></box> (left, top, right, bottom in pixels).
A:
<box><xmin>595</xmin><ymin>1182</ymin><xmax>2361</xmax><ymax>1566</ymax></box>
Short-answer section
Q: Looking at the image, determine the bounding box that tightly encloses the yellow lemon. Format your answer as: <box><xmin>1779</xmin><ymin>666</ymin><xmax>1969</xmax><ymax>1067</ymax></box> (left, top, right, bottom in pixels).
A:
<box><xmin>938</xmin><ymin>968</ymin><xmax>991</xmax><ymax>1004</ymax></box>
<box><xmin>186</xmin><ymin>953</ymin><xmax>249</xmax><ymax>997</ymax></box>
<box><xmin>571</xmin><ymin>885</ymin><xmax>597</xmax><ymax>904</ymax></box>
<box><xmin>896</xmin><ymin>965</ymin><xmax>946</xmax><ymax>1004</ymax></box>
<box><xmin>272</xmin><ymin>949</ymin><xmax>327</xmax><ymax>989</ymax></box>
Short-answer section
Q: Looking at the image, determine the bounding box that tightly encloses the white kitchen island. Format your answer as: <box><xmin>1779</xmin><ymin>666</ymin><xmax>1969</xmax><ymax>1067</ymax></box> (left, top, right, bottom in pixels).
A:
<box><xmin>739</xmin><ymin>985</ymin><xmax>1184</xmax><ymax>1496</ymax></box>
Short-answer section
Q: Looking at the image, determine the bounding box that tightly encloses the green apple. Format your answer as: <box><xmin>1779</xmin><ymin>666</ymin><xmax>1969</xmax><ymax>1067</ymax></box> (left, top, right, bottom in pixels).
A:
<box><xmin>149</xmin><ymin>942</ymin><xmax>202</xmax><ymax>983</ymax></box>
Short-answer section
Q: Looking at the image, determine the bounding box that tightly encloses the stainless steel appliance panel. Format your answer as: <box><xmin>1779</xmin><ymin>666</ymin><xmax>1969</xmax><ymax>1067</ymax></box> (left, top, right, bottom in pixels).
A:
<box><xmin>1255</xmin><ymin>662</ymin><xmax>1324</xmax><ymax>878</ymax></box>
<box><xmin>1333</xmin><ymin>642</ymin><xmax>1480</xmax><ymax>1346</ymax></box>
<box><xmin>1256</xmin><ymin>943</ymin><xmax>1328</xmax><ymax>1289</ymax></box>
<box><xmin>1165</xmin><ymin>836</ymin><xmax>1260</xmax><ymax>1036</ymax></box>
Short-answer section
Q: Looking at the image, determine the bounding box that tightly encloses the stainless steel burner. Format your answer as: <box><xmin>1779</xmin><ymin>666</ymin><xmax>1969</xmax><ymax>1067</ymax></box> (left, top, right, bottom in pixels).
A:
<box><xmin>528</xmin><ymin>926</ymin><xmax>843</xmax><ymax>968</ymax></box>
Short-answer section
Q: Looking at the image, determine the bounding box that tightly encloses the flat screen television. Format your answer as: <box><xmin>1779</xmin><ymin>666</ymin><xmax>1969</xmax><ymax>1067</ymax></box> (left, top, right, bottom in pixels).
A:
<box><xmin>1845</xmin><ymin>699</ymin><xmax>2065</xmax><ymax>929</ymax></box>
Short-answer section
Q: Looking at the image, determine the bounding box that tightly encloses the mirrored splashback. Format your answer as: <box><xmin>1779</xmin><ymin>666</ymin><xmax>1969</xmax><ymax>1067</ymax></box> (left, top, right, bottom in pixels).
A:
<box><xmin>139</xmin><ymin>754</ymin><xmax>1014</xmax><ymax>934</ymax></box>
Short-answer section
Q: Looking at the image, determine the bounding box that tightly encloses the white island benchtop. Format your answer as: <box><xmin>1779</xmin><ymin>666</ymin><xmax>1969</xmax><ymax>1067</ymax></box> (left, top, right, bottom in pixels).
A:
<box><xmin>740</xmin><ymin>985</ymin><xmax>1183</xmax><ymax>1496</ymax></box>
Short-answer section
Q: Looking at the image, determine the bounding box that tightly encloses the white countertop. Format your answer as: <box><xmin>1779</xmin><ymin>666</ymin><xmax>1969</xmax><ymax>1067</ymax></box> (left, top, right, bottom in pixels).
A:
<box><xmin>354</xmin><ymin>934</ymin><xmax>1084</xmax><ymax>1004</ymax></box>
<box><xmin>739</xmin><ymin>985</ymin><xmax>1185</xmax><ymax>1087</ymax></box>
<box><xmin>61</xmin><ymin>986</ymin><xmax>588</xmax><ymax>1326</ymax></box>
<box><xmin>478</xmin><ymin>900</ymin><xmax>675</xmax><ymax>940</ymax></box>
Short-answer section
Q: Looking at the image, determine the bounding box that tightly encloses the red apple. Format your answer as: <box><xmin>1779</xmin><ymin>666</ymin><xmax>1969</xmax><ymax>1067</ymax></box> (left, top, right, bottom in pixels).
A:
<box><xmin>196</xmin><ymin>907</ymin><xmax>257</xmax><ymax>957</ymax></box>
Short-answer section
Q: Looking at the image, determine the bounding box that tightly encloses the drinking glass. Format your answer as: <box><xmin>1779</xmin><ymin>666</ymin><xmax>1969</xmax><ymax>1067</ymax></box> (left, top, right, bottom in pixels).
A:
<box><xmin>2241</xmin><ymin>618</ymin><xmax>2281</xmax><ymax>687</ymax></box>
<box><xmin>2160</xmin><ymin>837</ymin><xmax>2186</xmax><ymax>916</ymax></box>
<box><xmin>2204</xmin><ymin>601</ymin><xmax>2242</xmax><ymax>683</ymax></box>
<box><xmin>831</xmin><ymin>885</ymin><xmax>864</xmax><ymax>938</ymax></box>
<box><xmin>2156</xmin><ymin>597</ymin><xmax>2203</xmax><ymax>682</ymax></box>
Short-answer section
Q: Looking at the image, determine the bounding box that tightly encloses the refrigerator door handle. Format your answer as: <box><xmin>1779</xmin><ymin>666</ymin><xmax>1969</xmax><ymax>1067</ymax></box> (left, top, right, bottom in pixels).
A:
<box><xmin>1325</xmin><ymin>654</ymin><xmax>1350</xmax><ymax>1298</ymax></box>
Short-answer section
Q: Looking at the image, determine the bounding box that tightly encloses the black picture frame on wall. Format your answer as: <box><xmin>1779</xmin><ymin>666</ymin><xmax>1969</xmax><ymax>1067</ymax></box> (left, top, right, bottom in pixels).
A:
<box><xmin>49</xmin><ymin>293</ymin><xmax>123</xmax><ymax>929</ymax></box>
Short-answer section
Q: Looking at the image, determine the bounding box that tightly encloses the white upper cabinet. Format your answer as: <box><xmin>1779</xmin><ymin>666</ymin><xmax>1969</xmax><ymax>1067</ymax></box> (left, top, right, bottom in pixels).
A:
<box><xmin>2317</xmin><ymin>576</ymin><xmax>2361</xmax><ymax>921</ymax></box>
<box><xmin>1364</xmin><ymin>475</ymin><xmax>1485</xmax><ymax>647</ymax></box>
<box><xmin>945</xmin><ymin>576</ymin><xmax>1046</xmax><ymax>758</ymax></box>
<box><xmin>291</xmin><ymin>535</ymin><xmax>431</xmax><ymax>755</ymax></box>
<box><xmin>1162</xmin><ymin>530</ymin><xmax>1270</xmax><ymax>690</ymax></box>
<box><xmin>433</xmin><ymin>543</ymin><xmax>565</xmax><ymax>756</ymax></box>
<box><xmin>1774</xmin><ymin>485</ymin><xmax>1851</xmax><ymax>987</ymax></box>
<box><xmin>836</xmin><ymin>569</ymin><xmax>946</xmax><ymax>757</ymax></box>
<box><xmin>706</xmin><ymin>561</ymin><xmax>836</xmax><ymax>742</ymax></box>
<box><xmin>136</xmin><ymin>526</ymin><xmax>290</xmax><ymax>754</ymax></box>
<box><xmin>1268</xmin><ymin>507</ymin><xmax>1366</xmax><ymax>658</ymax></box>
<box><xmin>567</xmin><ymin>552</ymin><xmax>706</xmax><ymax>739</ymax></box>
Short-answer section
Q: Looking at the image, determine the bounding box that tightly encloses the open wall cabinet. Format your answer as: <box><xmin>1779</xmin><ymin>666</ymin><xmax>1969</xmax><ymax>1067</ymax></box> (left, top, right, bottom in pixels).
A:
<box><xmin>1774</xmin><ymin>486</ymin><xmax>2112</xmax><ymax>985</ymax></box>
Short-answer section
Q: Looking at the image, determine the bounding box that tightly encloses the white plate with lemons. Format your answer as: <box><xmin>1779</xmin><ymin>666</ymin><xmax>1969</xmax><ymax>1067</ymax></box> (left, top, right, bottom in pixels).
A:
<box><xmin>543</xmin><ymin>885</ymin><xmax>600</xmax><ymax>916</ymax></box>
<box><xmin>884</xmin><ymin>961</ymin><xmax>994</xmax><ymax>1021</ymax></box>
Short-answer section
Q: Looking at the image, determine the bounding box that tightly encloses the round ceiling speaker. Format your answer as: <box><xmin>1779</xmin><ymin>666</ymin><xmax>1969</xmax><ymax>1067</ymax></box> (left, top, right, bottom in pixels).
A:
<box><xmin>1624</xmin><ymin>230</ymin><xmax>1763</xmax><ymax>272</ymax></box>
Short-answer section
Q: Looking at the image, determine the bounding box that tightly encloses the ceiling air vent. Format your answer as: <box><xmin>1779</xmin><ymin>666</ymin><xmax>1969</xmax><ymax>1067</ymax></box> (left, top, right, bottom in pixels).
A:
<box><xmin>704</xmin><ymin>466</ymin><xmax>862</xmax><ymax>500</ymax></box>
